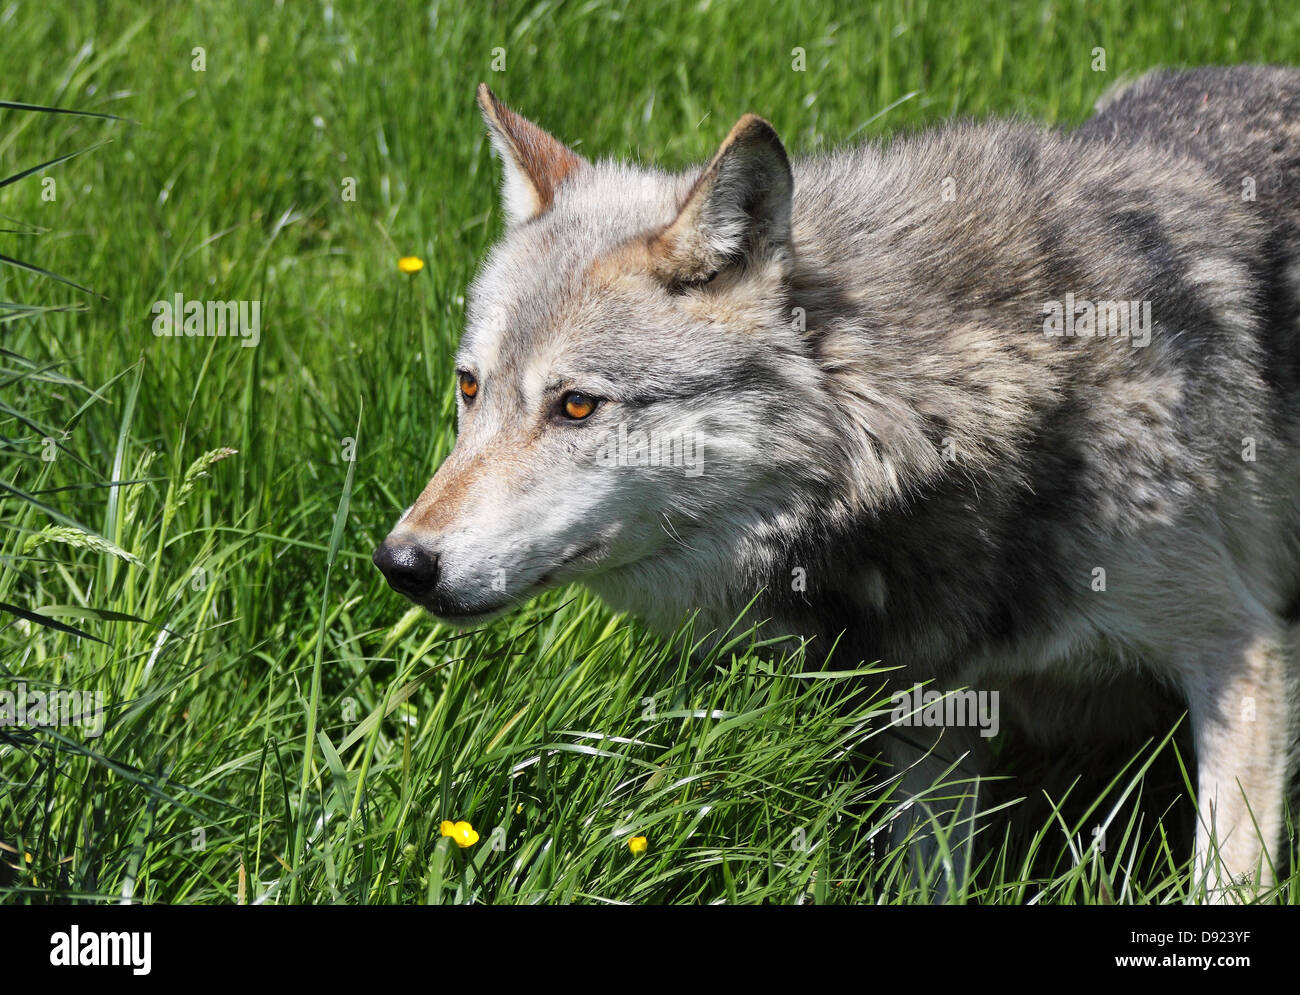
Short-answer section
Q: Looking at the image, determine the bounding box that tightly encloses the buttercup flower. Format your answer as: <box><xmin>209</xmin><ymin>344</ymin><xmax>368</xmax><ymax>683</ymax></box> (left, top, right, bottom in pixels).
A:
<box><xmin>398</xmin><ymin>255</ymin><xmax>424</xmax><ymax>274</ymax></box>
<box><xmin>628</xmin><ymin>835</ymin><xmax>648</xmax><ymax>855</ymax></box>
<box><xmin>440</xmin><ymin>820</ymin><xmax>479</xmax><ymax>848</ymax></box>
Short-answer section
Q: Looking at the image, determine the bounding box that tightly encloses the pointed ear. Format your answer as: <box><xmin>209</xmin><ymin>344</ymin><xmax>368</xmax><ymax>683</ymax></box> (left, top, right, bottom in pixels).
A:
<box><xmin>477</xmin><ymin>84</ymin><xmax>587</xmax><ymax>225</ymax></box>
<box><xmin>650</xmin><ymin>114</ymin><xmax>793</xmax><ymax>284</ymax></box>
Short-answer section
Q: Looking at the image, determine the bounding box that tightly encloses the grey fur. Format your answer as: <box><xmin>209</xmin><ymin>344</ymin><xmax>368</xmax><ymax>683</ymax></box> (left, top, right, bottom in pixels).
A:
<box><xmin>377</xmin><ymin>67</ymin><xmax>1300</xmax><ymax>900</ymax></box>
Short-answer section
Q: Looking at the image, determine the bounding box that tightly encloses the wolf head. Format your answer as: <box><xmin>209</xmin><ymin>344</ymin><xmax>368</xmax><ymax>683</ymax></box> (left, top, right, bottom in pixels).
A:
<box><xmin>374</xmin><ymin>86</ymin><xmax>844</xmax><ymax>629</ymax></box>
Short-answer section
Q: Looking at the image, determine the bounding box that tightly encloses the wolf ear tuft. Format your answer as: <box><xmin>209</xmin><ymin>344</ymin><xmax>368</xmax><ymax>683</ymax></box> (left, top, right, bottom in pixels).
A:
<box><xmin>476</xmin><ymin>84</ymin><xmax>587</xmax><ymax>225</ymax></box>
<box><xmin>650</xmin><ymin>114</ymin><xmax>793</xmax><ymax>284</ymax></box>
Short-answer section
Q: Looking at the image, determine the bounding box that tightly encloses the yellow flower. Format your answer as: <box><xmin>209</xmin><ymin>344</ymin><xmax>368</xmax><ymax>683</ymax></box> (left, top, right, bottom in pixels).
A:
<box><xmin>515</xmin><ymin>803</ymin><xmax>524</xmax><ymax>815</ymax></box>
<box><xmin>440</xmin><ymin>820</ymin><xmax>479</xmax><ymax>848</ymax></box>
<box><xmin>628</xmin><ymin>835</ymin><xmax>648</xmax><ymax>855</ymax></box>
<box><xmin>398</xmin><ymin>255</ymin><xmax>424</xmax><ymax>274</ymax></box>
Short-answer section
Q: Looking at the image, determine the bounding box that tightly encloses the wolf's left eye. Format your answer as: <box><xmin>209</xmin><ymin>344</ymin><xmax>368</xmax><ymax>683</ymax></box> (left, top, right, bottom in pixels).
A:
<box><xmin>458</xmin><ymin>371</ymin><xmax>478</xmax><ymax>402</ymax></box>
<box><xmin>561</xmin><ymin>392</ymin><xmax>599</xmax><ymax>420</ymax></box>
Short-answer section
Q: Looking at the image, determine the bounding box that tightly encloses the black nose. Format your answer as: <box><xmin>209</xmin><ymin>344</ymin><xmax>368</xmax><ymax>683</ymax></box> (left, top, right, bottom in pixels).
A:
<box><xmin>372</xmin><ymin>540</ymin><xmax>439</xmax><ymax>599</ymax></box>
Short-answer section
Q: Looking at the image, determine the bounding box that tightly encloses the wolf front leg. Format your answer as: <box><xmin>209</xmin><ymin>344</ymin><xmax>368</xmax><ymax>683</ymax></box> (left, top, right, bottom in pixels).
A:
<box><xmin>1182</xmin><ymin>623</ymin><xmax>1295</xmax><ymax>903</ymax></box>
<box><xmin>881</xmin><ymin>724</ymin><xmax>988</xmax><ymax>902</ymax></box>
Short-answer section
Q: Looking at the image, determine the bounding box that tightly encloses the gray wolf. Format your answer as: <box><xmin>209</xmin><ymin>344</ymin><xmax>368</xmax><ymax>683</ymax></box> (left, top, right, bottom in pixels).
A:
<box><xmin>374</xmin><ymin>67</ymin><xmax>1300</xmax><ymax>900</ymax></box>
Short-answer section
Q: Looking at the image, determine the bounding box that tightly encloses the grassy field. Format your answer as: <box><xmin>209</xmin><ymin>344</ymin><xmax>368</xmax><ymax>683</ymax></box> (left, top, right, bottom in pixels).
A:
<box><xmin>2</xmin><ymin>0</ymin><xmax>1298</xmax><ymax>905</ymax></box>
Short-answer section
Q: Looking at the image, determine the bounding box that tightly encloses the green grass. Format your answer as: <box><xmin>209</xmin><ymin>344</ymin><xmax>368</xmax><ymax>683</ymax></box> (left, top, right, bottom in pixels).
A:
<box><xmin>2</xmin><ymin>0</ymin><xmax>1298</xmax><ymax>904</ymax></box>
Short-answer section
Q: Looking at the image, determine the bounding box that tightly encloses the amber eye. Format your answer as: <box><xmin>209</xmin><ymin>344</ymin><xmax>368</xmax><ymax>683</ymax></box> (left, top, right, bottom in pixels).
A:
<box><xmin>562</xmin><ymin>391</ymin><xmax>598</xmax><ymax>420</ymax></box>
<box><xmin>458</xmin><ymin>371</ymin><xmax>478</xmax><ymax>401</ymax></box>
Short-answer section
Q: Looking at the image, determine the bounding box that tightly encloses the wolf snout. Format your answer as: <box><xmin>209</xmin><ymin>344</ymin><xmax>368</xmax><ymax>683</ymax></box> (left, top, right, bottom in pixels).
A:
<box><xmin>372</xmin><ymin>539</ymin><xmax>439</xmax><ymax>600</ymax></box>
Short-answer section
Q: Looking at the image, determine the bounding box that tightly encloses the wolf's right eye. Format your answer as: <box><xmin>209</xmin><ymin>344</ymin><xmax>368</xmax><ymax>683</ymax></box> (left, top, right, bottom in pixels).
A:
<box><xmin>561</xmin><ymin>391</ymin><xmax>599</xmax><ymax>420</ymax></box>
<box><xmin>458</xmin><ymin>371</ymin><xmax>478</xmax><ymax>402</ymax></box>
